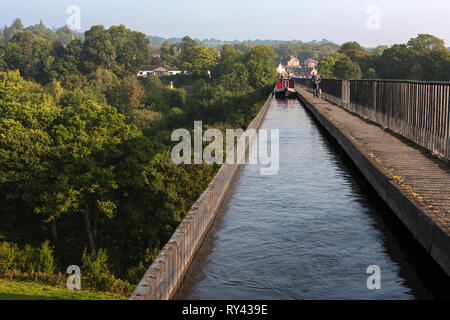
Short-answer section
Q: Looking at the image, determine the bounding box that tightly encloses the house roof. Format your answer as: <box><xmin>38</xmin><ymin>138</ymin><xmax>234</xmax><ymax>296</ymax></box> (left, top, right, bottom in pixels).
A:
<box><xmin>286</xmin><ymin>66</ymin><xmax>302</xmax><ymax>70</ymax></box>
<box><xmin>282</xmin><ymin>56</ymin><xmax>299</xmax><ymax>65</ymax></box>
<box><xmin>293</xmin><ymin>67</ymin><xmax>316</xmax><ymax>76</ymax></box>
<box><xmin>274</xmin><ymin>56</ymin><xmax>300</xmax><ymax>67</ymax></box>
<box><xmin>139</xmin><ymin>65</ymin><xmax>182</xmax><ymax>72</ymax></box>
<box><xmin>139</xmin><ymin>65</ymin><xmax>165</xmax><ymax>71</ymax></box>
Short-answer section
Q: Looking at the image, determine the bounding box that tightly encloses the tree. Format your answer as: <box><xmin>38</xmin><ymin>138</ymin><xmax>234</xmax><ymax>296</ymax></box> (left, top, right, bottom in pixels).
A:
<box><xmin>216</xmin><ymin>44</ymin><xmax>244</xmax><ymax>77</ymax></box>
<box><xmin>108</xmin><ymin>75</ymin><xmax>144</xmax><ymax>115</ymax></box>
<box><xmin>0</xmin><ymin>46</ymin><xmax>6</xmax><ymax>71</ymax></box>
<box><xmin>180</xmin><ymin>36</ymin><xmax>197</xmax><ymax>52</ymax></box>
<box><xmin>339</xmin><ymin>41</ymin><xmax>363</xmax><ymax>53</ymax></box>
<box><xmin>332</xmin><ymin>55</ymin><xmax>362</xmax><ymax>79</ymax></box>
<box><xmin>51</xmin><ymin>39</ymin><xmax>83</xmax><ymax>84</ymax></box>
<box><xmin>376</xmin><ymin>44</ymin><xmax>416</xmax><ymax>80</ymax></box>
<box><xmin>160</xmin><ymin>40</ymin><xmax>177</xmax><ymax>67</ymax></box>
<box><xmin>177</xmin><ymin>44</ymin><xmax>218</xmax><ymax>76</ymax></box>
<box><xmin>51</xmin><ymin>95</ymin><xmax>141</xmax><ymax>253</ymax></box>
<box><xmin>407</xmin><ymin>34</ymin><xmax>447</xmax><ymax>52</ymax></box>
<box><xmin>372</xmin><ymin>45</ymin><xmax>388</xmax><ymax>56</ymax></box>
<box><xmin>108</xmin><ymin>25</ymin><xmax>152</xmax><ymax>75</ymax></box>
<box><xmin>81</xmin><ymin>25</ymin><xmax>115</xmax><ymax>73</ymax></box>
<box><xmin>220</xmin><ymin>62</ymin><xmax>250</xmax><ymax>93</ymax></box>
<box><xmin>25</xmin><ymin>20</ymin><xmax>57</xmax><ymax>42</ymax></box>
<box><xmin>365</xmin><ymin>68</ymin><xmax>378</xmax><ymax>79</ymax></box>
<box><xmin>4</xmin><ymin>31</ymin><xmax>36</xmax><ymax>78</ymax></box>
<box><xmin>3</xmin><ymin>31</ymin><xmax>55</xmax><ymax>83</ymax></box>
<box><xmin>0</xmin><ymin>71</ymin><xmax>61</xmax><ymax>248</ymax></box>
<box><xmin>338</xmin><ymin>41</ymin><xmax>373</xmax><ymax>74</ymax></box>
<box><xmin>3</xmin><ymin>18</ymin><xmax>24</xmax><ymax>43</ymax></box>
<box><xmin>406</xmin><ymin>34</ymin><xmax>450</xmax><ymax>80</ymax></box>
<box><xmin>373</xmin><ymin>35</ymin><xmax>450</xmax><ymax>81</ymax></box>
<box><xmin>56</xmin><ymin>26</ymin><xmax>79</xmax><ymax>46</ymax></box>
<box><xmin>244</xmin><ymin>45</ymin><xmax>277</xmax><ymax>89</ymax></box>
<box><xmin>317</xmin><ymin>55</ymin><xmax>337</xmax><ymax>78</ymax></box>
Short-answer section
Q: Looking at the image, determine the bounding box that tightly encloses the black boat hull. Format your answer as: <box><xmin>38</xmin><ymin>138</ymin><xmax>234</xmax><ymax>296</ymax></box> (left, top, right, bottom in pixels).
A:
<box><xmin>274</xmin><ymin>88</ymin><xmax>286</xmax><ymax>99</ymax></box>
<box><xmin>274</xmin><ymin>88</ymin><xmax>296</xmax><ymax>99</ymax></box>
<box><xmin>286</xmin><ymin>89</ymin><xmax>297</xmax><ymax>99</ymax></box>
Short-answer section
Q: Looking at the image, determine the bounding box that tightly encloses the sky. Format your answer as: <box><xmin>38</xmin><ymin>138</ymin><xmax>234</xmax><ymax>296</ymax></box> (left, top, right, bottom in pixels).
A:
<box><xmin>1</xmin><ymin>0</ymin><xmax>450</xmax><ymax>47</ymax></box>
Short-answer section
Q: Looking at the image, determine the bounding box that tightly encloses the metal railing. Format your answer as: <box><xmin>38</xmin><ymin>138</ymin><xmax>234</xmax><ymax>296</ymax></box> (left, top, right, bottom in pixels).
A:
<box><xmin>294</xmin><ymin>78</ymin><xmax>450</xmax><ymax>160</ymax></box>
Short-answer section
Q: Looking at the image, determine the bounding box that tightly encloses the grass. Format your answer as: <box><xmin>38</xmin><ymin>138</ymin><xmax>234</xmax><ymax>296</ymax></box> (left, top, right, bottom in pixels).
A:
<box><xmin>0</xmin><ymin>279</ymin><xmax>127</xmax><ymax>300</ymax></box>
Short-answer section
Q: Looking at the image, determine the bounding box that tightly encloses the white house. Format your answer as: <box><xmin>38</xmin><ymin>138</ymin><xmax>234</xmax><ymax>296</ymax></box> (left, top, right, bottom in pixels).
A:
<box><xmin>276</xmin><ymin>62</ymin><xmax>286</xmax><ymax>74</ymax></box>
<box><xmin>137</xmin><ymin>65</ymin><xmax>183</xmax><ymax>77</ymax></box>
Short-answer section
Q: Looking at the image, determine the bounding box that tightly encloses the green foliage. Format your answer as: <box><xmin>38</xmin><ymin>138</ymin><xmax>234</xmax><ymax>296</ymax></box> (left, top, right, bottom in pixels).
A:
<box><xmin>177</xmin><ymin>45</ymin><xmax>218</xmax><ymax>76</ymax></box>
<box><xmin>81</xmin><ymin>248</ymin><xmax>133</xmax><ymax>294</ymax></box>
<box><xmin>160</xmin><ymin>40</ymin><xmax>178</xmax><ymax>67</ymax></box>
<box><xmin>108</xmin><ymin>75</ymin><xmax>144</xmax><ymax>115</ymax></box>
<box><xmin>3</xmin><ymin>31</ymin><xmax>55</xmax><ymax>83</ymax></box>
<box><xmin>108</xmin><ymin>25</ymin><xmax>152</xmax><ymax>76</ymax></box>
<box><xmin>0</xmin><ymin>242</ymin><xmax>16</xmax><ymax>273</ymax></box>
<box><xmin>0</xmin><ymin>278</ymin><xmax>126</xmax><ymax>300</ymax></box>
<box><xmin>318</xmin><ymin>35</ymin><xmax>450</xmax><ymax>81</ymax></box>
<box><xmin>1</xmin><ymin>19</ymin><xmax>80</xmax><ymax>45</ymax></box>
<box><xmin>266</xmin><ymin>41</ymin><xmax>340</xmax><ymax>61</ymax></box>
<box><xmin>2</xmin><ymin>19</ymin><xmax>24</xmax><ymax>43</ymax></box>
<box><xmin>317</xmin><ymin>55</ymin><xmax>338</xmax><ymax>78</ymax></box>
<box><xmin>332</xmin><ymin>54</ymin><xmax>362</xmax><ymax>79</ymax></box>
<box><xmin>372</xmin><ymin>45</ymin><xmax>388</xmax><ymax>56</ymax></box>
<box><xmin>81</xmin><ymin>25</ymin><xmax>115</xmax><ymax>73</ymax></box>
<box><xmin>0</xmin><ymin>241</ymin><xmax>55</xmax><ymax>274</ymax></box>
<box><xmin>365</xmin><ymin>68</ymin><xmax>378</xmax><ymax>79</ymax></box>
<box><xmin>244</xmin><ymin>46</ymin><xmax>277</xmax><ymax>89</ymax></box>
<box><xmin>220</xmin><ymin>62</ymin><xmax>250</xmax><ymax>93</ymax></box>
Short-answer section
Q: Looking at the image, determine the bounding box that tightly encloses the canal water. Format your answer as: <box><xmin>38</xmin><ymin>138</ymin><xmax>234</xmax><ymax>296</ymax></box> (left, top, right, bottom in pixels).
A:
<box><xmin>175</xmin><ymin>98</ymin><xmax>450</xmax><ymax>300</ymax></box>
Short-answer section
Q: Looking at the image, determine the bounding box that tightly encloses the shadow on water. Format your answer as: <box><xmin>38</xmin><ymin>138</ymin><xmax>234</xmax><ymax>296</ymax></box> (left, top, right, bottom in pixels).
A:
<box><xmin>174</xmin><ymin>98</ymin><xmax>450</xmax><ymax>300</ymax></box>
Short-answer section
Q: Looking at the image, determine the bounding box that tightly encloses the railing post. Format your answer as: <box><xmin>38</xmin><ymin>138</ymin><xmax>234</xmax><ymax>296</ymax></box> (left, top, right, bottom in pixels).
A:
<box><xmin>342</xmin><ymin>80</ymin><xmax>350</xmax><ymax>109</ymax></box>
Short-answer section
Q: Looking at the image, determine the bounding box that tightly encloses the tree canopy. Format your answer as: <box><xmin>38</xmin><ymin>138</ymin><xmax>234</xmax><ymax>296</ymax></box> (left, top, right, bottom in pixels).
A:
<box><xmin>317</xmin><ymin>35</ymin><xmax>450</xmax><ymax>80</ymax></box>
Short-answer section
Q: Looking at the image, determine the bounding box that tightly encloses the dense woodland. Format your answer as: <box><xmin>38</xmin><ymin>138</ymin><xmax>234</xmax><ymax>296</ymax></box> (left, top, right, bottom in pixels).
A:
<box><xmin>0</xmin><ymin>19</ymin><xmax>276</xmax><ymax>294</ymax></box>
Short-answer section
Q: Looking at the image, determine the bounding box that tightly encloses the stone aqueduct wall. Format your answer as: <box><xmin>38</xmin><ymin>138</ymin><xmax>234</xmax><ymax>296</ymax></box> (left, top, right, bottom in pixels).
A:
<box><xmin>129</xmin><ymin>94</ymin><xmax>273</xmax><ymax>300</ymax></box>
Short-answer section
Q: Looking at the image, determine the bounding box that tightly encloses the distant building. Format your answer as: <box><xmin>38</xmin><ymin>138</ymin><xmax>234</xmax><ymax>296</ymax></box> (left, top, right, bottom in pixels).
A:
<box><xmin>282</xmin><ymin>55</ymin><xmax>301</xmax><ymax>67</ymax></box>
<box><xmin>137</xmin><ymin>65</ymin><xmax>183</xmax><ymax>77</ymax></box>
<box><xmin>275</xmin><ymin>62</ymin><xmax>286</xmax><ymax>74</ymax></box>
<box><xmin>303</xmin><ymin>58</ymin><xmax>318</xmax><ymax>69</ymax></box>
<box><xmin>274</xmin><ymin>55</ymin><xmax>300</xmax><ymax>74</ymax></box>
<box><xmin>285</xmin><ymin>65</ymin><xmax>302</xmax><ymax>75</ymax></box>
<box><xmin>292</xmin><ymin>67</ymin><xmax>317</xmax><ymax>79</ymax></box>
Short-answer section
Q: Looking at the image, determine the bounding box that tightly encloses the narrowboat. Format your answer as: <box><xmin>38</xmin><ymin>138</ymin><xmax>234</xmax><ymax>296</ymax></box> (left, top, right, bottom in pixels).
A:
<box><xmin>274</xmin><ymin>78</ymin><xmax>296</xmax><ymax>99</ymax></box>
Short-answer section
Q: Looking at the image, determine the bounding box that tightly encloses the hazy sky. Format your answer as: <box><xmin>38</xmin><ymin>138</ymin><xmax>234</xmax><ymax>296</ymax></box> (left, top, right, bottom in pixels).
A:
<box><xmin>2</xmin><ymin>0</ymin><xmax>450</xmax><ymax>47</ymax></box>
